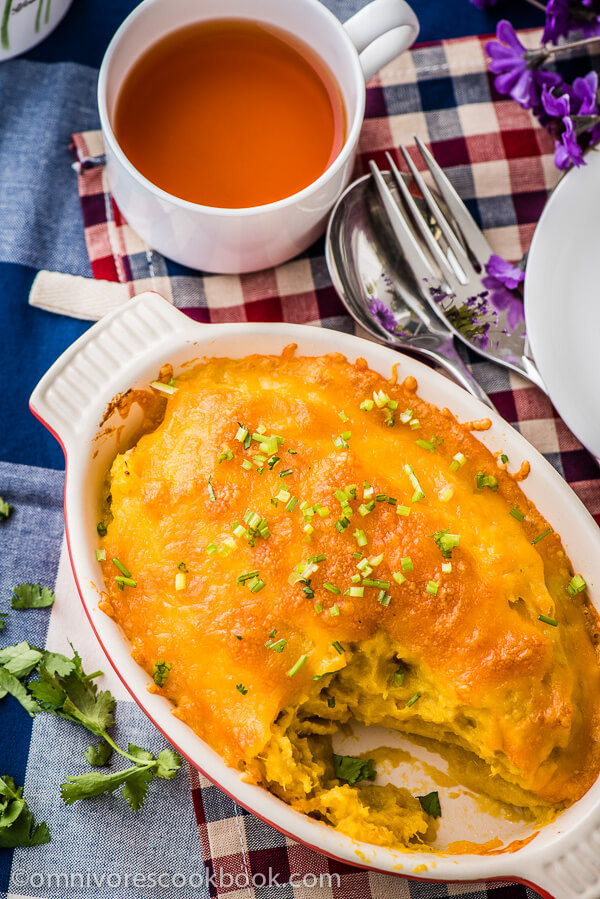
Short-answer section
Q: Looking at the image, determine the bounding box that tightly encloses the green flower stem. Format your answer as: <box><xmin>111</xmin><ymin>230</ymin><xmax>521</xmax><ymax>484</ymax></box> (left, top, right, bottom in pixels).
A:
<box><xmin>1</xmin><ymin>0</ymin><xmax>13</xmax><ymax>51</ymax></box>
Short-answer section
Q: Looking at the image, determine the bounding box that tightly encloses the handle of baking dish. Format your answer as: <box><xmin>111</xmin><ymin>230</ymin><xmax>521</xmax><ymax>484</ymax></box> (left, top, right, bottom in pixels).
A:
<box><xmin>522</xmin><ymin>805</ymin><xmax>600</xmax><ymax>899</ymax></box>
<box><xmin>29</xmin><ymin>292</ymin><xmax>189</xmax><ymax>450</ymax></box>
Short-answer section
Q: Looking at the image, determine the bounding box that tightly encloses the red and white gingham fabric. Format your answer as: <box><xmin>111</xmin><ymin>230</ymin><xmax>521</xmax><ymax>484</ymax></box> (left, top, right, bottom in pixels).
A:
<box><xmin>60</xmin><ymin>26</ymin><xmax>600</xmax><ymax>899</ymax></box>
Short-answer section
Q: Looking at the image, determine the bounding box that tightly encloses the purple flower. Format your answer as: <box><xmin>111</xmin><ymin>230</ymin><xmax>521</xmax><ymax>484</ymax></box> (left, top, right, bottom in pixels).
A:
<box><xmin>541</xmin><ymin>81</ymin><xmax>594</xmax><ymax>169</ymax></box>
<box><xmin>481</xmin><ymin>256</ymin><xmax>525</xmax><ymax>331</ymax></box>
<box><xmin>485</xmin><ymin>21</ymin><xmax>561</xmax><ymax>111</ymax></box>
<box><xmin>369</xmin><ymin>297</ymin><xmax>397</xmax><ymax>334</ymax></box>
<box><xmin>543</xmin><ymin>0</ymin><xmax>571</xmax><ymax>43</ymax></box>
<box><xmin>485</xmin><ymin>254</ymin><xmax>525</xmax><ymax>291</ymax></box>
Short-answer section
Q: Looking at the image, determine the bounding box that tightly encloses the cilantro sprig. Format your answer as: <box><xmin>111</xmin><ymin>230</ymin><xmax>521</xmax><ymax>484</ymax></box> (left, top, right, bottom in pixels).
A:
<box><xmin>0</xmin><ymin>497</ymin><xmax>13</xmax><ymax>522</ymax></box>
<box><xmin>0</xmin><ymin>775</ymin><xmax>50</xmax><ymax>848</ymax></box>
<box><xmin>417</xmin><ymin>790</ymin><xmax>442</xmax><ymax>818</ymax></box>
<box><xmin>0</xmin><ymin>639</ymin><xmax>182</xmax><ymax>827</ymax></box>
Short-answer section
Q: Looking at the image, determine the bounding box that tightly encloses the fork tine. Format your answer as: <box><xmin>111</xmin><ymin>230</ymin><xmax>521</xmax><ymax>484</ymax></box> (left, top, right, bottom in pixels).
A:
<box><xmin>368</xmin><ymin>160</ymin><xmax>437</xmax><ymax>290</ymax></box>
<box><xmin>413</xmin><ymin>135</ymin><xmax>494</xmax><ymax>268</ymax></box>
<box><xmin>398</xmin><ymin>145</ymin><xmax>472</xmax><ymax>276</ymax></box>
<box><xmin>384</xmin><ymin>151</ymin><xmax>458</xmax><ymax>285</ymax></box>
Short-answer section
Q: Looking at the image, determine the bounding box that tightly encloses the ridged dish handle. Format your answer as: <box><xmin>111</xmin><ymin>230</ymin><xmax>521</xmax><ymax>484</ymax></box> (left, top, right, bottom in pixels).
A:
<box><xmin>30</xmin><ymin>292</ymin><xmax>189</xmax><ymax>450</ymax></box>
<box><xmin>523</xmin><ymin>804</ymin><xmax>600</xmax><ymax>899</ymax></box>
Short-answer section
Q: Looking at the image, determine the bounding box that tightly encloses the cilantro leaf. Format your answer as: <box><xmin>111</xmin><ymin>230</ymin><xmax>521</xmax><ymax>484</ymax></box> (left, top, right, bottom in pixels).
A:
<box><xmin>59</xmin><ymin>674</ymin><xmax>115</xmax><ymax>736</ymax></box>
<box><xmin>332</xmin><ymin>754</ymin><xmax>377</xmax><ymax>786</ymax></box>
<box><xmin>84</xmin><ymin>741</ymin><xmax>113</xmax><ymax>767</ymax></box>
<box><xmin>121</xmin><ymin>767</ymin><xmax>154</xmax><ymax>812</ymax></box>
<box><xmin>10</xmin><ymin>584</ymin><xmax>56</xmax><ymax>610</ymax></box>
<box><xmin>0</xmin><ymin>643</ymin><xmax>43</xmax><ymax>679</ymax></box>
<box><xmin>29</xmin><ymin>665</ymin><xmax>67</xmax><ymax>710</ymax></box>
<box><xmin>0</xmin><ymin>776</ymin><xmax>50</xmax><ymax>848</ymax></box>
<box><xmin>0</xmin><ymin>668</ymin><xmax>40</xmax><ymax>717</ymax></box>
<box><xmin>0</xmin><ymin>613</ymin><xmax>7</xmax><ymax>632</ymax></box>
<box><xmin>41</xmin><ymin>651</ymin><xmax>77</xmax><ymax>678</ymax></box>
<box><xmin>155</xmin><ymin>749</ymin><xmax>183</xmax><ymax>780</ymax></box>
<box><xmin>417</xmin><ymin>791</ymin><xmax>442</xmax><ymax>818</ymax></box>
<box><xmin>60</xmin><ymin>764</ymin><xmax>151</xmax><ymax>805</ymax></box>
<box><xmin>0</xmin><ymin>498</ymin><xmax>13</xmax><ymax>522</ymax></box>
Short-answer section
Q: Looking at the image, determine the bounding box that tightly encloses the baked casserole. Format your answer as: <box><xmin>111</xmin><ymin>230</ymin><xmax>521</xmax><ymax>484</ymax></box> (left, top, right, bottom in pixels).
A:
<box><xmin>97</xmin><ymin>349</ymin><xmax>600</xmax><ymax>850</ymax></box>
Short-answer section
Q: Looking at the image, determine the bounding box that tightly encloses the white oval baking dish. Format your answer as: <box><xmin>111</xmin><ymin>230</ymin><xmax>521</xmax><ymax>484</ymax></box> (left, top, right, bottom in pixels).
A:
<box><xmin>30</xmin><ymin>291</ymin><xmax>600</xmax><ymax>898</ymax></box>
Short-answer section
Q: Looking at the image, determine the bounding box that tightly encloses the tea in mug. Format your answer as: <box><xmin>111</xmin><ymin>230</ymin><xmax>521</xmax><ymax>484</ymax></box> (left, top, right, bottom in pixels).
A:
<box><xmin>113</xmin><ymin>19</ymin><xmax>347</xmax><ymax>208</ymax></box>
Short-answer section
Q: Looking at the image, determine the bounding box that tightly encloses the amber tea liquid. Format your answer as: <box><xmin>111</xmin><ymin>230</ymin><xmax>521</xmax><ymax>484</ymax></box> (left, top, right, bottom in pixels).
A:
<box><xmin>113</xmin><ymin>19</ymin><xmax>347</xmax><ymax>209</ymax></box>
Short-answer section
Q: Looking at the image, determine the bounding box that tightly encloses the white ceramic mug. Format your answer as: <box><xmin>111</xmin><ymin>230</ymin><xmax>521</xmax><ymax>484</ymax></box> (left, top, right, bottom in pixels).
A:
<box><xmin>98</xmin><ymin>0</ymin><xmax>419</xmax><ymax>274</ymax></box>
<box><xmin>0</xmin><ymin>0</ymin><xmax>74</xmax><ymax>61</ymax></box>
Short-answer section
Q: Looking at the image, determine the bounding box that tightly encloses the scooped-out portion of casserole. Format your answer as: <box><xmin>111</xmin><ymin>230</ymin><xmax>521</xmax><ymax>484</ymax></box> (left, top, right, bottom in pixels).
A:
<box><xmin>97</xmin><ymin>349</ymin><xmax>600</xmax><ymax>850</ymax></box>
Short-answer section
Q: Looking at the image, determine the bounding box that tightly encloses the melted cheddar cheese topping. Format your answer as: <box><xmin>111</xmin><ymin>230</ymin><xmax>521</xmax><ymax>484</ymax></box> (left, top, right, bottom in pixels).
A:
<box><xmin>98</xmin><ymin>351</ymin><xmax>600</xmax><ymax>849</ymax></box>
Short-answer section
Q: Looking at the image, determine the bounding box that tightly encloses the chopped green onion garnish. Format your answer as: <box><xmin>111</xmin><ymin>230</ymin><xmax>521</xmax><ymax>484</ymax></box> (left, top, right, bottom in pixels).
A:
<box><xmin>352</xmin><ymin>551</ymin><xmax>363</xmax><ymax>559</ymax></box>
<box><xmin>532</xmin><ymin>529</ymin><xmax>551</xmax><ymax>545</ymax></box>
<box><xmin>335</xmin><ymin>517</ymin><xmax>350</xmax><ymax>533</ymax></box>
<box><xmin>338</xmin><ymin>410</ymin><xmax>349</xmax><ymax>422</ymax></box>
<box><xmin>309</xmin><ymin>553</ymin><xmax>327</xmax><ymax>563</ymax></box>
<box><xmin>235</xmin><ymin>424</ymin><xmax>249</xmax><ymax>443</ymax></box>
<box><xmin>206</xmin><ymin>543</ymin><xmax>217</xmax><ymax>555</ymax></box>
<box><xmin>362</xmin><ymin>482</ymin><xmax>374</xmax><ymax>500</ymax></box>
<box><xmin>327</xmin><ymin>696</ymin><xmax>336</xmax><ymax>708</ymax></box>
<box><xmin>331</xmin><ymin>641</ymin><xmax>345</xmax><ymax>654</ymax></box>
<box><xmin>393</xmin><ymin>571</ymin><xmax>406</xmax><ymax>585</ymax></box>
<box><xmin>112</xmin><ymin>557</ymin><xmax>131</xmax><ymax>578</ymax></box>
<box><xmin>369</xmin><ymin>553</ymin><xmax>384</xmax><ymax>567</ymax></box>
<box><xmin>401</xmin><ymin>557</ymin><xmax>413</xmax><ymax>573</ymax></box>
<box><xmin>218</xmin><ymin>448</ymin><xmax>234</xmax><ymax>463</ymax></box>
<box><xmin>386</xmin><ymin>496</ymin><xmax>398</xmax><ymax>506</ymax></box>
<box><xmin>396</xmin><ymin>505</ymin><xmax>411</xmax><ymax>517</ymax></box>
<box><xmin>241</xmin><ymin>459</ymin><xmax>253</xmax><ymax>471</ymax></box>
<box><xmin>349</xmin><ymin>586</ymin><xmax>364</xmax><ymax>597</ymax></box>
<box><xmin>177</xmin><ymin>562</ymin><xmax>188</xmax><ymax>572</ymax></box>
<box><xmin>404</xmin><ymin>464</ymin><xmax>425</xmax><ymax>503</ymax></box>
<box><xmin>501</xmin><ymin>453</ymin><xmax>509</xmax><ymax>464</ymax></box>
<box><xmin>237</xmin><ymin>570</ymin><xmax>259</xmax><ymax>585</ymax></box>
<box><xmin>358</xmin><ymin>501</ymin><xmax>375</xmax><ymax>517</ymax></box>
<box><xmin>415</xmin><ymin>438</ymin><xmax>435</xmax><ymax>453</ymax></box>
<box><xmin>406</xmin><ymin>693</ymin><xmax>420</xmax><ymax>708</ymax></box>
<box><xmin>375</xmin><ymin>493</ymin><xmax>387</xmax><ymax>502</ymax></box>
<box><xmin>287</xmin><ymin>654</ymin><xmax>308</xmax><ymax>677</ymax></box>
<box><xmin>393</xmin><ymin>668</ymin><xmax>405</xmax><ymax>686</ymax></box>
<box><xmin>409</xmin><ymin>420</ymin><xmax>421</xmax><ymax>430</ymax></box>
<box><xmin>285</xmin><ymin>496</ymin><xmax>298</xmax><ymax>512</ymax></box>
<box><xmin>150</xmin><ymin>380</ymin><xmax>178</xmax><ymax>396</ymax></box>
<box><xmin>324</xmin><ymin>583</ymin><xmax>341</xmax><ymax>594</ymax></box>
<box><xmin>431</xmin><ymin>530</ymin><xmax>460</xmax><ymax>559</ymax></box>
<box><xmin>314</xmin><ymin>602</ymin><xmax>323</xmax><ymax>614</ymax></box>
<box><xmin>353</xmin><ymin>529</ymin><xmax>367</xmax><ymax>547</ymax></box>
<box><xmin>236</xmin><ymin>683</ymin><xmax>248</xmax><ymax>695</ymax></box>
<box><xmin>399</xmin><ymin>409</ymin><xmax>413</xmax><ymax>424</ymax></box>
<box><xmin>97</xmin><ymin>521</ymin><xmax>107</xmax><ymax>537</ymax></box>
<box><xmin>356</xmin><ymin>558</ymin><xmax>371</xmax><ymax>572</ymax></box>
<box><xmin>267</xmin><ymin>456</ymin><xmax>281</xmax><ymax>469</ymax></box>
<box><xmin>175</xmin><ymin>571</ymin><xmax>186</xmax><ymax>591</ymax></box>
<box><xmin>373</xmin><ymin>389</ymin><xmax>389</xmax><ymax>408</ymax></box>
<box><xmin>247</xmin><ymin>577</ymin><xmax>266</xmax><ymax>593</ymax></box>
<box><xmin>567</xmin><ymin>574</ymin><xmax>586</xmax><ymax>596</ymax></box>
<box><xmin>115</xmin><ymin>576</ymin><xmax>137</xmax><ymax>588</ymax></box>
<box><xmin>95</xmin><ymin>549</ymin><xmax>106</xmax><ymax>562</ymax></box>
<box><xmin>268</xmin><ymin>638</ymin><xmax>288</xmax><ymax>653</ymax></box>
<box><xmin>333</xmin><ymin>435</ymin><xmax>349</xmax><ymax>449</ymax></box>
<box><xmin>475</xmin><ymin>472</ymin><xmax>498</xmax><ymax>492</ymax></box>
<box><xmin>538</xmin><ymin>614</ymin><xmax>558</xmax><ymax>627</ymax></box>
<box><xmin>442</xmin><ymin>561</ymin><xmax>452</xmax><ymax>573</ymax></box>
<box><xmin>426</xmin><ymin>580</ymin><xmax>439</xmax><ymax>595</ymax></box>
<box><xmin>362</xmin><ymin>578</ymin><xmax>390</xmax><ymax>589</ymax></box>
<box><xmin>510</xmin><ymin>506</ymin><xmax>524</xmax><ymax>521</ymax></box>
<box><xmin>439</xmin><ymin>486</ymin><xmax>454</xmax><ymax>503</ymax></box>
<box><xmin>377</xmin><ymin>591</ymin><xmax>391</xmax><ymax>607</ymax></box>
<box><xmin>360</xmin><ymin>399</ymin><xmax>374</xmax><ymax>411</ymax></box>
<box><xmin>449</xmin><ymin>452</ymin><xmax>466</xmax><ymax>472</ymax></box>
<box><xmin>279</xmin><ymin>469</ymin><xmax>293</xmax><ymax>478</ymax></box>
<box><xmin>330</xmin><ymin>604</ymin><xmax>340</xmax><ymax>616</ymax></box>
<box><xmin>207</xmin><ymin>476</ymin><xmax>216</xmax><ymax>502</ymax></box>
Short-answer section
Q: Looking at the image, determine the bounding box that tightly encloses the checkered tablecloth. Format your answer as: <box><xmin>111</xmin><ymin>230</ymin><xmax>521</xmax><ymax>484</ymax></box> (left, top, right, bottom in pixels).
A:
<box><xmin>9</xmin><ymin>21</ymin><xmax>600</xmax><ymax>899</ymax></box>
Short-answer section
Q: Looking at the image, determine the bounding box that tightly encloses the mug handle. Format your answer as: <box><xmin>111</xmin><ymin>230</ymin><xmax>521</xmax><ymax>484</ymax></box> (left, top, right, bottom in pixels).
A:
<box><xmin>343</xmin><ymin>0</ymin><xmax>419</xmax><ymax>82</ymax></box>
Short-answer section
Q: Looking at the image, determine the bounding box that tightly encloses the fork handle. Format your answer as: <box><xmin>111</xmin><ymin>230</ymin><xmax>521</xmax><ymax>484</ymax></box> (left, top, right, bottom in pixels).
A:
<box><xmin>405</xmin><ymin>334</ymin><xmax>494</xmax><ymax>410</ymax></box>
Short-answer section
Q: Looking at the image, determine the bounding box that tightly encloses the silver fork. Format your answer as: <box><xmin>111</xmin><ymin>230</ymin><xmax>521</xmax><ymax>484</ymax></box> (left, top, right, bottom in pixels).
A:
<box><xmin>369</xmin><ymin>137</ymin><xmax>546</xmax><ymax>392</ymax></box>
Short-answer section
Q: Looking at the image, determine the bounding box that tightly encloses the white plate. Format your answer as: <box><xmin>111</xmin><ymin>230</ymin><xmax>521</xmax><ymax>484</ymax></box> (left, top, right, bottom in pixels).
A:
<box><xmin>525</xmin><ymin>151</ymin><xmax>600</xmax><ymax>459</ymax></box>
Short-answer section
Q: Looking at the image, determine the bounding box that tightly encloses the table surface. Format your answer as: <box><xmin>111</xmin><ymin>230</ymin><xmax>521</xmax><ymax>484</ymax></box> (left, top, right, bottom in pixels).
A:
<box><xmin>0</xmin><ymin>0</ymin><xmax>541</xmax><ymax>472</ymax></box>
